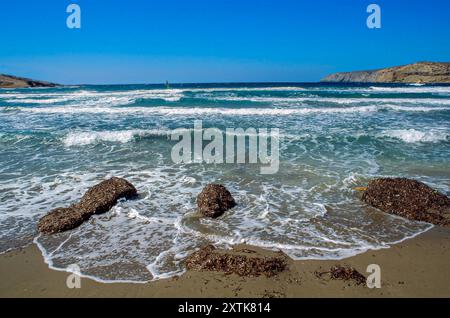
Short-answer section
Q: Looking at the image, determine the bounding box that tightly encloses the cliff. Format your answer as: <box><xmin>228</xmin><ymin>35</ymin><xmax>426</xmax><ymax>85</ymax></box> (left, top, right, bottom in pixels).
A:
<box><xmin>0</xmin><ymin>74</ymin><xmax>58</xmax><ymax>88</ymax></box>
<box><xmin>321</xmin><ymin>62</ymin><xmax>450</xmax><ymax>83</ymax></box>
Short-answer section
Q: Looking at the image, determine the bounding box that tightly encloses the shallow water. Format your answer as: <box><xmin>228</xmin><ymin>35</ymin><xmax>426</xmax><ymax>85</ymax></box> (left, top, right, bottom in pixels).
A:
<box><xmin>0</xmin><ymin>83</ymin><xmax>449</xmax><ymax>281</ymax></box>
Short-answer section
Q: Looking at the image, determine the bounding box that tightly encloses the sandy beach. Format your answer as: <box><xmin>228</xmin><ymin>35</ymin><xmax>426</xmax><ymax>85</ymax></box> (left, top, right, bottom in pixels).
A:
<box><xmin>1</xmin><ymin>226</ymin><xmax>449</xmax><ymax>298</ymax></box>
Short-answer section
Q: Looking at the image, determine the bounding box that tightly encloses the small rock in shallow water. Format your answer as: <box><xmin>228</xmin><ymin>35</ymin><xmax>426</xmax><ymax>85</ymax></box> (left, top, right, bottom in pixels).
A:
<box><xmin>197</xmin><ymin>184</ymin><xmax>236</xmax><ymax>218</ymax></box>
<box><xmin>78</xmin><ymin>177</ymin><xmax>137</xmax><ymax>215</ymax></box>
<box><xmin>362</xmin><ymin>178</ymin><xmax>450</xmax><ymax>227</ymax></box>
<box><xmin>185</xmin><ymin>245</ymin><xmax>287</xmax><ymax>277</ymax></box>
<box><xmin>37</xmin><ymin>177</ymin><xmax>138</xmax><ymax>234</ymax></box>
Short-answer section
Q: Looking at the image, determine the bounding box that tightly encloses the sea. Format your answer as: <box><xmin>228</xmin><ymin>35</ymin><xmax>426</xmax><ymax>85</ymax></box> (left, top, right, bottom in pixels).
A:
<box><xmin>0</xmin><ymin>82</ymin><xmax>449</xmax><ymax>282</ymax></box>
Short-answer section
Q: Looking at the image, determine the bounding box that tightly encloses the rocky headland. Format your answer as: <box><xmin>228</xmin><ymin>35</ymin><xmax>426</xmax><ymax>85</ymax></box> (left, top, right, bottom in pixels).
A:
<box><xmin>0</xmin><ymin>74</ymin><xmax>58</xmax><ymax>88</ymax></box>
<box><xmin>321</xmin><ymin>62</ymin><xmax>450</xmax><ymax>83</ymax></box>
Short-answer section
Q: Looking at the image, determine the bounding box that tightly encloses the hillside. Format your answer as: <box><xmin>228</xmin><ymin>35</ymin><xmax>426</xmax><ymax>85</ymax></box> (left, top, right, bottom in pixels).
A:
<box><xmin>0</xmin><ymin>74</ymin><xmax>58</xmax><ymax>88</ymax></box>
<box><xmin>321</xmin><ymin>62</ymin><xmax>450</xmax><ymax>83</ymax></box>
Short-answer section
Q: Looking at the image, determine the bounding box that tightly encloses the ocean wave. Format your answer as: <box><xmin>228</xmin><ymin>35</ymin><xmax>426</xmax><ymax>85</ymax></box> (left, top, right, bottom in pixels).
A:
<box><xmin>205</xmin><ymin>95</ymin><xmax>450</xmax><ymax>105</ymax></box>
<box><xmin>14</xmin><ymin>104</ymin><xmax>450</xmax><ymax>116</ymax></box>
<box><xmin>0</xmin><ymin>86</ymin><xmax>307</xmax><ymax>107</ymax></box>
<box><xmin>7</xmin><ymin>128</ymin><xmax>446</xmax><ymax>148</ymax></box>
<box><xmin>62</xmin><ymin>128</ymin><xmax>291</xmax><ymax>146</ymax></box>
<box><xmin>185</xmin><ymin>86</ymin><xmax>306</xmax><ymax>92</ymax></box>
<box><xmin>63</xmin><ymin>129</ymin><xmax>172</xmax><ymax>146</ymax></box>
<box><xmin>3</xmin><ymin>87</ymin><xmax>450</xmax><ymax>109</ymax></box>
<box><xmin>2</xmin><ymin>98</ymin><xmax>71</xmax><ymax>104</ymax></box>
<box><xmin>0</xmin><ymin>89</ymin><xmax>183</xmax><ymax>106</ymax></box>
<box><xmin>381</xmin><ymin>129</ymin><xmax>450</xmax><ymax>143</ymax></box>
<box><xmin>369</xmin><ymin>86</ymin><xmax>450</xmax><ymax>94</ymax></box>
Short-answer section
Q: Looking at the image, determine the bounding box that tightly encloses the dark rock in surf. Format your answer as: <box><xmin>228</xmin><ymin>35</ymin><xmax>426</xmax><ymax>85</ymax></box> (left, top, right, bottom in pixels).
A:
<box><xmin>197</xmin><ymin>184</ymin><xmax>236</xmax><ymax>218</ymax></box>
<box><xmin>362</xmin><ymin>178</ymin><xmax>450</xmax><ymax>227</ymax></box>
<box><xmin>185</xmin><ymin>245</ymin><xmax>287</xmax><ymax>277</ymax></box>
<box><xmin>37</xmin><ymin>207</ymin><xmax>90</xmax><ymax>234</ymax></box>
<box><xmin>78</xmin><ymin>177</ymin><xmax>138</xmax><ymax>215</ymax></box>
<box><xmin>37</xmin><ymin>177</ymin><xmax>138</xmax><ymax>234</ymax></box>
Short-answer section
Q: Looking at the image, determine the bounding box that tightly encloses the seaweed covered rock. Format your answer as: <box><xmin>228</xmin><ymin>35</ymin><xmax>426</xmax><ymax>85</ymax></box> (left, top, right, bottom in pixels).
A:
<box><xmin>37</xmin><ymin>177</ymin><xmax>137</xmax><ymax>234</ymax></box>
<box><xmin>185</xmin><ymin>245</ymin><xmax>287</xmax><ymax>277</ymax></box>
<box><xmin>78</xmin><ymin>177</ymin><xmax>137</xmax><ymax>215</ymax></box>
<box><xmin>362</xmin><ymin>178</ymin><xmax>450</xmax><ymax>226</ymax></box>
<box><xmin>197</xmin><ymin>184</ymin><xmax>236</xmax><ymax>218</ymax></box>
<box><xmin>37</xmin><ymin>207</ymin><xmax>90</xmax><ymax>234</ymax></box>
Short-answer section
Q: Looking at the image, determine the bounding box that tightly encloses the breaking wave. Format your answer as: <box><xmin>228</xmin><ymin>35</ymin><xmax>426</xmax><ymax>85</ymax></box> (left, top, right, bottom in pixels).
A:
<box><xmin>62</xmin><ymin>129</ymin><xmax>172</xmax><ymax>146</ymax></box>
<box><xmin>12</xmin><ymin>104</ymin><xmax>450</xmax><ymax>116</ymax></box>
<box><xmin>381</xmin><ymin>129</ymin><xmax>449</xmax><ymax>143</ymax></box>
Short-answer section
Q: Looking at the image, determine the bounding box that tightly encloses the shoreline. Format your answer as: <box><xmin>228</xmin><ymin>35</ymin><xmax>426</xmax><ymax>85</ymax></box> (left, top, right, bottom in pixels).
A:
<box><xmin>1</xmin><ymin>226</ymin><xmax>449</xmax><ymax>298</ymax></box>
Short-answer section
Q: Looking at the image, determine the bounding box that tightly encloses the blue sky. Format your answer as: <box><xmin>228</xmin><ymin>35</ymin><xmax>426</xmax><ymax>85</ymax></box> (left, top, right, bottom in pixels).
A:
<box><xmin>0</xmin><ymin>0</ymin><xmax>449</xmax><ymax>84</ymax></box>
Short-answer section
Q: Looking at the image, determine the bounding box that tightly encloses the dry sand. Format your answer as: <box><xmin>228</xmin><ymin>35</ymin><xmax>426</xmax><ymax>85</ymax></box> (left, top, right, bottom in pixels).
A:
<box><xmin>0</xmin><ymin>226</ymin><xmax>449</xmax><ymax>298</ymax></box>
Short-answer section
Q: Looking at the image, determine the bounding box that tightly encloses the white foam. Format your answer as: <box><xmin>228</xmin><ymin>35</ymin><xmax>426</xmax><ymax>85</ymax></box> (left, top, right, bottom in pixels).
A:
<box><xmin>369</xmin><ymin>86</ymin><xmax>450</xmax><ymax>94</ymax></box>
<box><xmin>14</xmin><ymin>104</ymin><xmax>450</xmax><ymax>116</ymax></box>
<box><xmin>34</xmin><ymin>235</ymin><xmax>150</xmax><ymax>284</ymax></box>
<box><xmin>3</xmin><ymin>97</ymin><xmax>71</xmax><ymax>104</ymax></box>
<box><xmin>0</xmin><ymin>88</ymin><xmax>184</xmax><ymax>107</ymax></box>
<box><xmin>186</xmin><ymin>86</ymin><xmax>306</xmax><ymax>92</ymax></box>
<box><xmin>382</xmin><ymin>129</ymin><xmax>449</xmax><ymax>143</ymax></box>
<box><xmin>383</xmin><ymin>105</ymin><xmax>450</xmax><ymax>112</ymax></box>
<box><xmin>207</xmin><ymin>95</ymin><xmax>450</xmax><ymax>105</ymax></box>
<box><xmin>63</xmin><ymin>131</ymin><xmax>134</xmax><ymax>146</ymax></box>
<box><xmin>408</xmin><ymin>83</ymin><xmax>426</xmax><ymax>87</ymax></box>
<box><xmin>63</xmin><ymin>129</ymin><xmax>172</xmax><ymax>146</ymax></box>
<box><xmin>61</xmin><ymin>128</ymin><xmax>292</xmax><ymax>146</ymax></box>
<box><xmin>3</xmin><ymin>87</ymin><xmax>450</xmax><ymax>111</ymax></box>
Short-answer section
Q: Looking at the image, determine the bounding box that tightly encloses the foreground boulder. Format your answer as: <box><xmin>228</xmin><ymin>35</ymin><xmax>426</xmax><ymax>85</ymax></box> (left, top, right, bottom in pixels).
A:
<box><xmin>185</xmin><ymin>245</ymin><xmax>287</xmax><ymax>277</ymax></box>
<box><xmin>197</xmin><ymin>184</ymin><xmax>236</xmax><ymax>218</ymax></box>
<box><xmin>38</xmin><ymin>177</ymin><xmax>137</xmax><ymax>234</ymax></box>
<box><xmin>362</xmin><ymin>178</ymin><xmax>450</xmax><ymax>227</ymax></box>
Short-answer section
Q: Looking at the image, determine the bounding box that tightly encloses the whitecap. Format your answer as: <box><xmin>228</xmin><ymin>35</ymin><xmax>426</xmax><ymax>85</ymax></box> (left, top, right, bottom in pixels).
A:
<box><xmin>381</xmin><ymin>129</ymin><xmax>449</xmax><ymax>143</ymax></box>
<box><xmin>62</xmin><ymin>129</ymin><xmax>172</xmax><ymax>146</ymax></box>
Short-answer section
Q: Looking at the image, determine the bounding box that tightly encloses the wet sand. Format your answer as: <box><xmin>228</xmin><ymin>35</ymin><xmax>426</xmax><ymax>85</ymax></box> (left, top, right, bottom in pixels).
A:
<box><xmin>0</xmin><ymin>226</ymin><xmax>449</xmax><ymax>298</ymax></box>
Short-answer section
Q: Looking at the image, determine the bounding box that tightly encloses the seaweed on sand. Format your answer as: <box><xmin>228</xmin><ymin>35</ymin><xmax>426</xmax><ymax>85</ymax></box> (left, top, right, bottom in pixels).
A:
<box><xmin>185</xmin><ymin>245</ymin><xmax>287</xmax><ymax>277</ymax></box>
<box><xmin>315</xmin><ymin>265</ymin><xmax>366</xmax><ymax>286</ymax></box>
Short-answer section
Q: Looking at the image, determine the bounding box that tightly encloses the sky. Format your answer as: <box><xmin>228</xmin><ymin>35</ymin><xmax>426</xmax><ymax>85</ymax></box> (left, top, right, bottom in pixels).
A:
<box><xmin>0</xmin><ymin>0</ymin><xmax>449</xmax><ymax>84</ymax></box>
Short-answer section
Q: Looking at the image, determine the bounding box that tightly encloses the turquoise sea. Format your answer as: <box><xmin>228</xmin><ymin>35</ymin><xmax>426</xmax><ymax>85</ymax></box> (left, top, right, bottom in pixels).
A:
<box><xmin>0</xmin><ymin>83</ymin><xmax>449</xmax><ymax>282</ymax></box>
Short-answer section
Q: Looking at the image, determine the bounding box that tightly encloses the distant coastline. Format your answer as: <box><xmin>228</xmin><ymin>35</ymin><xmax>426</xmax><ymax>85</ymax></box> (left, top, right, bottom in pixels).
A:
<box><xmin>3</xmin><ymin>61</ymin><xmax>450</xmax><ymax>88</ymax></box>
<box><xmin>321</xmin><ymin>61</ymin><xmax>450</xmax><ymax>84</ymax></box>
<box><xmin>0</xmin><ymin>74</ymin><xmax>58</xmax><ymax>88</ymax></box>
